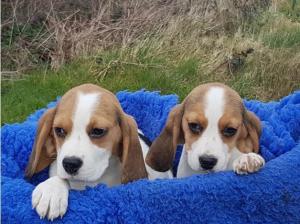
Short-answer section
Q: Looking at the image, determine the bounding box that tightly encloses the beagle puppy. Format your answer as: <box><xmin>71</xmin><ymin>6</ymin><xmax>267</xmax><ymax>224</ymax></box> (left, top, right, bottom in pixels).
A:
<box><xmin>25</xmin><ymin>84</ymin><xmax>172</xmax><ymax>220</ymax></box>
<box><xmin>146</xmin><ymin>83</ymin><xmax>265</xmax><ymax>178</ymax></box>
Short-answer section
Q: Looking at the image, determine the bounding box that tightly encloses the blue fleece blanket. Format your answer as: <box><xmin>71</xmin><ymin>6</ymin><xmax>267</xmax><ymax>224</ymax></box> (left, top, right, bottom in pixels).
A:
<box><xmin>2</xmin><ymin>90</ymin><xmax>300</xmax><ymax>224</ymax></box>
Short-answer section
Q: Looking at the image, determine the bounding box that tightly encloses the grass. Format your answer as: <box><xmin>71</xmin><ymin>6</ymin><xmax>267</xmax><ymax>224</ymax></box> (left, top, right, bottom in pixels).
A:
<box><xmin>1</xmin><ymin>57</ymin><xmax>202</xmax><ymax>124</ymax></box>
<box><xmin>260</xmin><ymin>13</ymin><xmax>300</xmax><ymax>48</ymax></box>
<box><xmin>2</xmin><ymin>1</ymin><xmax>300</xmax><ymax>124</ymax></box>
<box><xmin>2</xmin><ymin>46</ymin><xmax>299</xmax><ymax>125</ymax></box>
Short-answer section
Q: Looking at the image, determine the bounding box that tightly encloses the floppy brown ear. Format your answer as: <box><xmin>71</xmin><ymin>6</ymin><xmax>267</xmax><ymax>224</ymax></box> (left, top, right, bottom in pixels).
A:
<box><xmin>237</xmin><ymin>110</ymin><xmax>261</xmax><ymax>153</ymax></box>
<box><xmin>146</xmin><ymin>104</ymin><xmax>184</xmax><ymax>172</ymax></box>
<box><xmin>119</xmin><ymin>114</ymin><xmax>148</xmax><ymax>184</ymax></box>
<box><xmin>25</xmin><ymin>108</ymin><xmax>57</xmax><ymax>178</ymax></box>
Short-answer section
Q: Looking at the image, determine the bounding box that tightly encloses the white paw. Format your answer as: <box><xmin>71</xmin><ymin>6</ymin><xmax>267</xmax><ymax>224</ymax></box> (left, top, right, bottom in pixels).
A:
<box><xmin>32</xmin><ymin>176</ymin><xmax>69</xmax><ymax>220</ymax></box>
<box><xmin>233</xmin><ymin>153</ymin><xmax>265</xmax><ymax>175</ymax></box>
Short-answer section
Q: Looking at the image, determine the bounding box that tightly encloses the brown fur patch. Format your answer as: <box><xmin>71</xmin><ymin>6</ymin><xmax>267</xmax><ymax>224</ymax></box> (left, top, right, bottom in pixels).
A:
<box><xmin>119</xmin><ymin>115</ymin><xmax>148</xmax><ymax>183</ymax></box>
<box><xmin>236</xmin><ymin>111</ymin><xmax>261</xmax><ymax>153</ymax></box>
<box><xmin>218</xmin><ymin>86</ymin><xmax>245</xmax><ymax>150</ymax></box>
<box><xmin>220</xmin><ymin>84</ymin><xmax>261</xmax><ymax>153</ymax></box>
<box><xmin>25</xmin><ymin>108</ymin><xmax>57</xmax><ymax>177</ymax></box>
<box><xmin>145</xmin><ymin>104</ymin><xmax>184</xmax><ymax>172</ymax></box>
<box><xmin>182</xmin><ymin>108</ymin><xmax>208</xmax><ymax>151</ymax></box>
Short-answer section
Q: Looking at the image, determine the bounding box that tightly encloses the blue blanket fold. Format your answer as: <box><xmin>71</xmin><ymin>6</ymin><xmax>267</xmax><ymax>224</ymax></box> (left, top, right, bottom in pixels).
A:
<box><xmin>2</xmin><ymin>90</ymin><xmax>300</xmax><ymax>224</ymax></box>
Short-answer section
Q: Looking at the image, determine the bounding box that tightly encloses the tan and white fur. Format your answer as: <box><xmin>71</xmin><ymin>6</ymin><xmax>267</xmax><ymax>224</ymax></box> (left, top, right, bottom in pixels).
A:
<box><xmin>25</xmin><ymin>84</ymin><xmax>172</xmax><ymax>220</ymax></box>
<box><xmin>146</xmin><ymin>83</ymin><xmax>265</xmax><ymax>178</ymax></box>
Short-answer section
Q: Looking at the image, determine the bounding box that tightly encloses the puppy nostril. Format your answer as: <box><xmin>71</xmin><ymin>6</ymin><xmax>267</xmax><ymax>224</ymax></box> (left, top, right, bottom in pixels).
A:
<box><xmin>199</xmin><ymin>156</ymin><xmax>217</xmax><ymax>170</ymax></box>
<box><xmin>62</xmin><ymin>156</ymin><xmax>83</xmax><ymax>175</ymax></box>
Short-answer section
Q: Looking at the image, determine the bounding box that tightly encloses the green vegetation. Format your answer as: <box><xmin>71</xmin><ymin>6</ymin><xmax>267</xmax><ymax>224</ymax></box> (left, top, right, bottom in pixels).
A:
<box><xmin>2</xmin><ymin>58</ymin><xmax>202</xmax><ymax>124</ymax></box>
<box><xmin>2</xmin><ymin>1</ymin><xmax>300</xmax><ymax>124</ymax></box>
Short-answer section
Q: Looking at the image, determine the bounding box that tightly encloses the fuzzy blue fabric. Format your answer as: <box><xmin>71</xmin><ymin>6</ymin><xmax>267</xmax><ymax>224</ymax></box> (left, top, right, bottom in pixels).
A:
<box><xmin>2</xmin><ymin>90</ymin><xmax>300</xmax><ymax>224</ymax></box>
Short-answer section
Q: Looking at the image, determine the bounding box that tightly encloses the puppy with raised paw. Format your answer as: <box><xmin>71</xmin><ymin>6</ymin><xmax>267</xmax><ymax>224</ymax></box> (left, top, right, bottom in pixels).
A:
<box><xmin>146</xmin><ymin>82</ymin><xmax>265</xmax><ymax>178</ymax></box>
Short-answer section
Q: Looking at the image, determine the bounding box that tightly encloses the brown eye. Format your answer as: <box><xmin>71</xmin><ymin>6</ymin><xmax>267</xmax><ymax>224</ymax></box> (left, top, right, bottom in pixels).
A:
<box><xmin>54</xmin><ymin>127</ymin><xmax>66</xmax><ymax>138</ymax></box>
<box><xmin>89</xmin><ymin>128</ymin><xmax>107</xmax><ymax>138</ymax></box>
<box><xmin>223</xmin><ymin>127</ymin><xmax>237</xmax><ymax>137</ymax></box>
<box><xmin>188</xmin><ymin>123</ymin><xmax>203</xmax><ymax>134</ymax></box>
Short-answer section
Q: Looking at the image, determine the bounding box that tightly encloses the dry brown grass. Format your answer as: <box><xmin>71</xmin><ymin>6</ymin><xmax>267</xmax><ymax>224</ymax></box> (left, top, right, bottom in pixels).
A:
<box><xmin>2</xmin><ymin>0</ymin><xmax>299</xmax><ymax>104</ymax></box>
<box><xmin>2</xmin><ymin>0</ymin><xmax>270</xmax><ymax>71</ymax></box>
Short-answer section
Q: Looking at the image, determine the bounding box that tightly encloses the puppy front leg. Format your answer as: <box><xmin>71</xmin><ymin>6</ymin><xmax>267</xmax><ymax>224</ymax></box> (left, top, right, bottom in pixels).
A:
<box><xmin>232</xmin><ymin>152</ymin><xmax>265</xmax><ymax>175</ymax></box>
<box><xmin>227</xmin><ymin>148</ymin><xmax>265</xmax><ymax>174</ymax></box>
<box><xmin>32</xmin><ymin>176</ymin><xmax>69</xmax><ymax>220</ymax></box>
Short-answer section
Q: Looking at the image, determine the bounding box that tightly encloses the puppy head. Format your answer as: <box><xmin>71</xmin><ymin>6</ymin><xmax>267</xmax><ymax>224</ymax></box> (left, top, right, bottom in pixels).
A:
<box><xmin>25</xmin><ymin>84</ymin><xmax>147</xmax><ymax>184</ymax></box>
<box><xmin>146</xmin><ymin>83</ymin><xmax>261</xmax><ymax>172</ymax></box>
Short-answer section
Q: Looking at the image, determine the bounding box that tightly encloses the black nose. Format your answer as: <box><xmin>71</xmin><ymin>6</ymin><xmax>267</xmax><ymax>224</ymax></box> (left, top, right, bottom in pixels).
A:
<box><xmin>62</xmin><ymin>157</ymin><xmax>83</xmax><ymax>175</ymax></box>
<box><xmin>199</xmin><ymin>156</ymin><xmax>217</xmax><ymax>170</ymax></box>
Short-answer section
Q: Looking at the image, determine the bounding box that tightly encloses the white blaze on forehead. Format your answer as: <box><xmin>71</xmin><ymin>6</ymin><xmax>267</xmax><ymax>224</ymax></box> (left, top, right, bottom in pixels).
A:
<box><xmin>187</xmin><ymin>86</ymin><xmax>234</xmax><ymax>172</ymax></box>
<box><xmin>187</xmin><ymin>86</ymin><xmax>227</xmax><ymax>171</ymax></box>
<box><xmin>73</xmin><ymin>92</ymin><xmax>100</xmax><ymax>130</ymax></box>
<box><xmin>204</xmin><ymin>87</ymin><xmax>225</xmax><ymax>127</ymax></box>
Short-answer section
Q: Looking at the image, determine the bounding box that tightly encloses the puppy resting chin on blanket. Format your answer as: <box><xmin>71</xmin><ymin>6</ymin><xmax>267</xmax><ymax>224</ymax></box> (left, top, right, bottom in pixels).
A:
<box><xmin>25</xmin><ymin>84</ymin><xmax>172</xmax><ymax>220</ymax></box>
<box><xmin>146</xmin><ymin>82</ymin><xmax>265</xmax><ymax>177</ymax></box>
